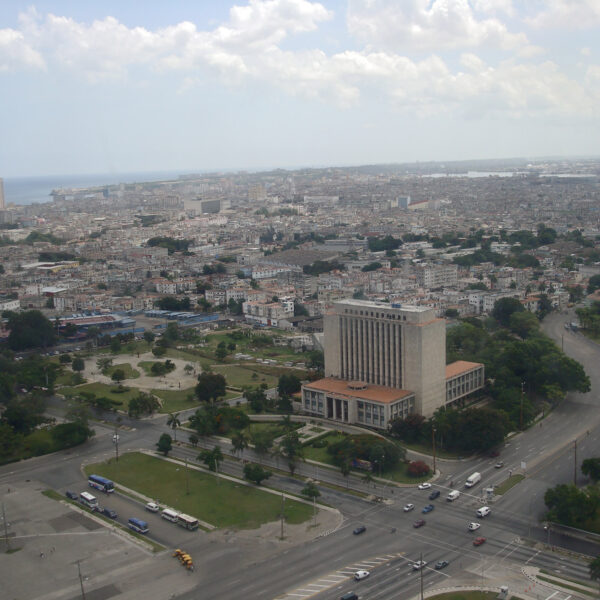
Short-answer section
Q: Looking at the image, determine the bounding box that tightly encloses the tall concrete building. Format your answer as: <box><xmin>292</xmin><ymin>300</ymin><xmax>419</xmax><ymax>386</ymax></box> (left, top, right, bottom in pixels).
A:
<box><xmin>302</xmin><ymin>299</ymin><xmax>484</xmax><ymax>429</ymax></box>
<box><xmin>0</xmin><ymin>177</ymin><xmax>5</xmax><ymax>210</ymax></box>
<box><xmin>324</xmin><ymin>300</ymin><xmax>446</xmax><ymax>416</ymax></box>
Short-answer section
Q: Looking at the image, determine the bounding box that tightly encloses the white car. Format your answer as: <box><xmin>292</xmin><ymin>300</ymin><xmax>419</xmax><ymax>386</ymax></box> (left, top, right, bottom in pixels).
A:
<box><xmin>468</xmin><ymin>522</ymin><xmax>481</xmax><ymax>531</ymax></box>
<box><xmin>354</xmin><ymin>570</ymin><xmax>370</xmax><ymax>581</ymax></box>
<box><xmin>403</xmin><ymin>503</ymin><xmax>415</xmax><ymax>512</ymax></box>
<box><xmin>145</xmin><ymin>502</ymin><xmax>160</xmax><ymax>513</ymax></box>
<box><xmin>412</xmin><ymin>560</ymin><xmax>428</xmax><ymax>571</ymax></box>
<box><xmin>418</xmin><ymin>483</ymin><xmax>432</xmax><ymax>490</ymax></box>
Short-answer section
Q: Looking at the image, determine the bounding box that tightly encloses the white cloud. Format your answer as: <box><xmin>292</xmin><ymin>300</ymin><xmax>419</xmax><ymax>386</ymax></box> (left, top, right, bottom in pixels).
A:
<box><xmin>0</xmin><ymin>27</ymin><xmax>45</xmax><ymax>71</ymax></box>
<box><xmin>346</xmin><ymin>0</ymin><xmax>527</xmax><ymax>52</ymax></box>
<box><xmin>526</xmin><ymin>0</ymin><xmax>600</xmax><ymax>29</ymax></box>
<box><xmin>1</xmin><ymin>1</ymin><xmax>597</xmax><ymax>119</ymax></box>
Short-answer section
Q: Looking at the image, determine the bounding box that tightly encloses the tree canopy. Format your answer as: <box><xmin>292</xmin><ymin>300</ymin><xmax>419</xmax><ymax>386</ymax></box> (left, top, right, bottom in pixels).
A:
<box><xmin>4</xmin><ymin>310</ymin><xmax>57</xmax><ymax>351</ymax></box>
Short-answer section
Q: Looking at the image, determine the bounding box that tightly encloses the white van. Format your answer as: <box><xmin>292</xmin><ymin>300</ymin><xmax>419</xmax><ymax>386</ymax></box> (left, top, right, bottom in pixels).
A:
<box><xmin>446</xmin><ymin>490</ymin><xmax>460</xmax><ymax>502</ymax></box>
<box><xmin>476</xmin><ymin>506</ymin><xmax>491</xmax><ymax>518</ymax></box>
<box><xmin>161</xmin><ymin>508</ymin><xmax>179</xmax><ymax>523</ymax></box>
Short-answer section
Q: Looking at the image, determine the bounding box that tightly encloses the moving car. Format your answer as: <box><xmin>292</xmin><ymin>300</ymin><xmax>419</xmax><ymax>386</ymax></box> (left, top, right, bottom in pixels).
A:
<box><xmin>476</xmin><ymin>506</ymin><xmax>491</xmax><ymax>518</ymax></box>
<box><xmin>468</xmin><ymin>522</ymin><xmax>481</xmax><ymax>531</ymax></box>
<box><xmin>494</xmin><ymin>461</ymin><xmax>504</xmax><ymax>468</ymax></box>
<box><xmin>413</xmin><ymin>519</ymin><xmax>426</xmax><ymax>528</ymax></box>
<box><xmin>354</xmin><ymin>570</ymin><xmax>370</xmax><ymax>581</ymax></box>
<box><xmin>412</xmin><ymin>560</ymin><xmax>427</xmax><ymax>570</ymax></box>
<box><xmin>418</xmin><ymin>483</ymin><xmax>432</xmax><ymax>490</ymax></box>
<box><xmin>473</xmin><ymin>537</ymin><xmax>486</xmax><ymax>546</ymax></box>
<box><xmin>340</xmin><ymin>593</ymin><xmax>358</xmax><ymax>600</ymax></box>
<box><xmin>145</xmin><ymin>502</ymin><xmax>160</xmax><ymax>513</ymax></box>
<box><xmin>101</xmin><ymin>507</ymin><xmax>117</xmax><ymax>519</ymax></box>
<box><xmin>429</xmin><ymin>490</ymin><xmax>440</xmax><ymax>500</ymax></box>
<box><xmin>435</xmin><ymin>560</ymin><xmax>449</xmax><ymax>570</ymax></box>
<box><xmin>403</xmin><ymin>503</ymin><xmax>415</xmax><ymax>512</ymax></box>
<box><xmin>422</xmin><ymin>504</ymin><xmax>434</xmax><ymax>513</ymax></box>
<box><xmin>353</xmin><ymin>525</ymin><xmax>366</xmax><ymax>535</ymax></box>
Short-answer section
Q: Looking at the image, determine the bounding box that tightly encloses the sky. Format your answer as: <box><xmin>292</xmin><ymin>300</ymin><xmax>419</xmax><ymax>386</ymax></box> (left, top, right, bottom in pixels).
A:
<box><xmin>1</xmin><ymin>0</ymin><xmax>600</xmax><ymax>177</ymax></box>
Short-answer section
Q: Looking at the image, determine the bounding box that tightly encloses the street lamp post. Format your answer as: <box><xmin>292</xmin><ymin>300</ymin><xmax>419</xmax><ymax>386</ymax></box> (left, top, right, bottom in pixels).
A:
<box><xmin>432</xmin><ymin>427</ymin><xmax>437</xmax><ymax>474</ymax></box>
<box><xmin>520</xmin><ymin>381</ymin><xmax>525</xmax><ymax>430</ymax></box>
<box><xmin>112</xmin><ymin>429</ymin><xmax>119</xmax><ymax>463</ymax></box>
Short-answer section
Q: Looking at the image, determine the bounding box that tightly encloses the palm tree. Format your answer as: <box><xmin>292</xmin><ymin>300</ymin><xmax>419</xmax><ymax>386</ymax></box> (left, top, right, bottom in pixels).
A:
<box><xmin>280</xmin><ymin>414</ymin><xmax>294</xmax><ymax>433</ymax></box>
<box><xmin>231</xmin><ymin>431</ymin><xmax>250</xmax><ymax>458</ymax></box>
<box><xmin>167</xmin><ymin>412</ymin><xmax>181</xmax><ymax>442</ymax></box>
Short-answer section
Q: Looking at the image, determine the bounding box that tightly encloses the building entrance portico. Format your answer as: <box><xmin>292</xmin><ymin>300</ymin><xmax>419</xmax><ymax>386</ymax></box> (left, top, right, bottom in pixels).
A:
<box><xmin>327</xmin><ymin>396</ymin><xmax>348</xmax><ymax>421</ymax></box>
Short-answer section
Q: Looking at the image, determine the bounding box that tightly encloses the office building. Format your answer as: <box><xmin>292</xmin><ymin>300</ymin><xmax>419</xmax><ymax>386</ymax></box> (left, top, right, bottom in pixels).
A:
<box><xmin>0</xmin><ymin>177</ymin><xmax>5</xmax><ymax>210</ymax></box>
<box><xmin>301</xmin><ymin>299</ymin><xmax>484</xmax><ymax>429</ymax></box>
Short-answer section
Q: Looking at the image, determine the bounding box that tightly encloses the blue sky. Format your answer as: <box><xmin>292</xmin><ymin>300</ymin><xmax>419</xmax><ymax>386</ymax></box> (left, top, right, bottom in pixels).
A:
<box><xmin>1</xmin><ymin>0</ymin><xmax>599</xmax><ymax>177</ymax></box>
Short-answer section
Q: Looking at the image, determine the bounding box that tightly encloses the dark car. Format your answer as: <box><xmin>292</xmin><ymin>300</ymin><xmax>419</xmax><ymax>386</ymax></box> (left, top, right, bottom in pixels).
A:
<box><xmin>435</xmin><ymin>560</ymin><xmax>449</xmax><ymax>570</ymax></box>
<box><xmin>102</xmin><ymin>507</ymin><xmax>118</xmax><ymax>519</ymax></box>
<box><xmin>65</xmin><ymin>491</ymin><xmax>78</xmax><ymax>500</ymax></box>
<box><xmin>413</xmin><ymin>519</ymin><xmax>426</xmax><ymax>528</ymax></box>
<box><xmin>353</xmin><ymin>525</ymin><xmax>366</xmax><ymax>535</ymax></box>
<box><xmin>422</xmin><ymin>504</ymin><xmax>434</xmax><ymax>513</ymax></box>
<box><xmin>473</xmin><ymin>537</ymin><xmax>486</xmax><ymax>546</ymax></box>
<box><xmin>429</xmin><ymin>490</ymin><xmax>440</xmax><ymax>500</ymax></box>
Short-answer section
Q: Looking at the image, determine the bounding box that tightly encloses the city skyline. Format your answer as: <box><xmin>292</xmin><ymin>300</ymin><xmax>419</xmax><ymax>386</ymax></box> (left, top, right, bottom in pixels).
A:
<box><xmin>1</xmin><ymin>0</ymin><xmax>600</xmax><ymax>177</ymax></box>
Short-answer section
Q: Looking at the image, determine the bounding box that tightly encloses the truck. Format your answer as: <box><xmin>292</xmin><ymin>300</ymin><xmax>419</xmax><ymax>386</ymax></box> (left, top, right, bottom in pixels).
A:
<box><xmin>446</xmin><ymin>490</ymin><xmax>460</xmax><ymax>502</ymax></box>
<box><xmin>465</xmin><ymin>472</ymin><xmax>481</xmax><ymax>488</ymax></box>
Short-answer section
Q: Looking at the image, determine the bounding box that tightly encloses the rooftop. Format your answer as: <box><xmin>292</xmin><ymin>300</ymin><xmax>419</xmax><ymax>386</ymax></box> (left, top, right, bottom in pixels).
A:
<box><xmin>445</xmin><ymin>360</ymin><xmax>484</xmax><ymax>379</ymax></box>
<box><xmin>303</xmin><ymin>377</ymin><xmax>413</xmax><ymax>404</ymax></box>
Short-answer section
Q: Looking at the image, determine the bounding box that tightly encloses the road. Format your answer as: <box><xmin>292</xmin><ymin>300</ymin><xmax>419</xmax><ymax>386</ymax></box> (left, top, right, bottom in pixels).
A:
<box><xmin>3</xmin><ymin>308</ymin><xmax>600</xmax><ymax>600</ymax></box>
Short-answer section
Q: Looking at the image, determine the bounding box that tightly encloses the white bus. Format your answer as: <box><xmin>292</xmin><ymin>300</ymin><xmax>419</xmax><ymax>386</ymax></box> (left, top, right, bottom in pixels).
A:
<box><xmin>79</xmin><ymin>491</ymin><xmax>98</xmax><ymax>509</ymax></box>
<box><xmin>161</xmin><ymin>508</ymin><xmax>179</xmax><ymax>523</ymax></box>
<box><xmin>176</xmin><ymin>513</ymin><xmax>199</xmax><ymax>531</ymax></box>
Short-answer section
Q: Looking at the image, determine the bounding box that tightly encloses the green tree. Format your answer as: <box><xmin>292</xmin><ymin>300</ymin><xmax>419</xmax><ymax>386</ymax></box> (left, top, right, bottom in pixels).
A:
<box><xmin>279</xmin><ymin>430</ymin><xmax>303</xmax><ymax>475</ymax></box>
<box><xmin>588</xmin><ymin>275</ymin><xmax>600</xmax><ymax>295</ymax></box>
<box><xmin>188</xmin><ymin>433</ymin><xmax>199</xmax><ymax>447</ymax></box>
<box><xmin>198</xmin><ymin>445</ymin><xmax>224</xmax><ymax>472</ymax></box>
<box><xmin>251</xmin><ymin>430</ymin><xmax>273</xmax><ymax>464</ymax></box>
<box><xmin>195</xmin><ymin>371</ymin><xmax>227</xmax><ymax>404</ymax></box>
<box><xmin>110</xmin><ymin>337</ymin><xmax>121</xmax><ymax>354</ymax></box>
<box><xmin>301</xmin><ymin>481</ymin><xmax>321</xmax><ymax>500</ymax></box>
<box><xmin>71</xmin><ymin>357</ymin><xmax>85</xmax><ymax>373</ymax></box>
<box><xmin>278</xmin><ymin>374</ymin><xmax>301</xmax><ymax>397</ymax></box>
<box><xmin>2</xmin><ymin>396</ymin><xmax>47</xmax><ymax>435</ymax></box>
<box><xmin>231</xmin><ymin>431</ymin><xmax>250</xmax><ymax>458</ymax></box>
<box><xmin>143</xmin><ymin>330</ymin><xmax>156</xmax><ymax>346</ymax></box>
<box><xmin>157</xmin><ymin>433</ymin><xmax>173</xmax><ymax>456</ymax></box>
<box><xmin>509</xmin><ymin>311</ymin><xmax>539</xmax><ymax>338</ymax></box>
<box><xmin>152</xmin><ymin>345</ymin><xmax>167</xmax><ymax>358</ymax></box>
<box><xmin>243</xmin><ymin>463</ymin><xmax>272</xmax><ymax>485</ymax></box>
<box><xmin>492</xmin><ymin>297</ymin><xmax>525</xmax><ymax>327</ymax></box>
<box><xmin>589</xmin><ymin>556</ymin><xmax>600</xmax><ymax>587</ymax></box>
<box><xmin>96</xmin><ymin>357</ymin><xmax>113</xmax><ymax>372</ymax></box>
<box><xmin>582</xmin><ymin>458</ymin><xmax>600</xmax><ymax>483</ymax></box>
<box><xmin>5</xmin><ymin>310</ymin><xmax>57</xmax><ymax>351</ymax></box>
<box><xmin>111</xmin><ymin>369</ymin><xmax>126</xmax><ymax>383</ymax></box>
<box><xmin>128</xmin><ymin>392</ymin><xmax>160</xmax><ymax>418</ymax></box>
<box><xmin>51</xmin><ymin>422</ymin><xmax>94</xmax><ymax>449</ymax></box>
<box><xmin>167</xmin><ymin>412</ymin><xmax>181</xmax><ymax>441</ymax></box>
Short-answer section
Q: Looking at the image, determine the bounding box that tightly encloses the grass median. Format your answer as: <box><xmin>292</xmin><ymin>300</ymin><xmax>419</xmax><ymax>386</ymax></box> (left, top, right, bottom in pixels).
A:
<box><xmin>85</xmin><ymin>452</ymin><xmax>313</xmax><ymax>530</ymax></box>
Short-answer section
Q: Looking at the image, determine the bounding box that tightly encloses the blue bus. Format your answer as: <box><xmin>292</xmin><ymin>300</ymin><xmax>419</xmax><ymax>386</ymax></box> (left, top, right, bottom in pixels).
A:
<box><xmin>128</xmin><ymin>518</ymin><xmax>149</xmax><ymax>534</ymax></box>
<box><xmin>88</xmin><ymin>474</ymin><xmax>115</xmax><ymax>493</ymax></box>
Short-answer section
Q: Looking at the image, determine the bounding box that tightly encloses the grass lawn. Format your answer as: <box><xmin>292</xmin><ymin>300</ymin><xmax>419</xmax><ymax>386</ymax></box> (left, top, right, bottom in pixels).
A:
<box><xmin>55</xmin><ymin>371</ymin><xmax>85</xmax><ymax>386</ymax></box>
<box><xmin>152</xmin><ymin>388</ymin><xmax>197</xmax><ymax>413</ymax></box>
<box><xmin>104</xmin><ymin>363</ymin><xmax>140</xmax><ymax>380</ymax></box>
<box><xmin>138</xmin><ymin>361</ymin><xmax>163</xmax><ymax>376</ymax></box>
<box><xmin>303</xmin><ymin>433</ymin><xmax>348</xmax><ymax>463</ymax></box>
<box><xmin>61</xmin><ymin>382</ymin><xmax>141</xmax><ymax>409</ymax></box>
<box><xmin>494</xmin><ymin>474</ymin><xmax>525</xmax><ymax>495</ymax></box>
<box><xmin>85</xmin><ymin>452</ymin><xmax>312</xmax><ymax>529</ymax></box>
<box><xmin>211</xmin><ymin>364</ymin><xmax>278</xmax><ymax>389</ymax></box>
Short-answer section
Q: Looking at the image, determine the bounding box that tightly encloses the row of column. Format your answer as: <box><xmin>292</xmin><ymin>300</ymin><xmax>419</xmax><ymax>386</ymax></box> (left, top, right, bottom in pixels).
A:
<box><xmin>339</xmin><ymin>316</ymin><xmax>402</xmax><ymax>388</ymax></box>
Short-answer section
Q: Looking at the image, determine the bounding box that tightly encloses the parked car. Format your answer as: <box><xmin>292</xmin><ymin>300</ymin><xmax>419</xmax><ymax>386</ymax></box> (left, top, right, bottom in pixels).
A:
<box><xmin>145</xmin><ymin>502</ymin><xmax>160</xmax><ymax>513</ymax></box>
<box><xmin>468</xmin><ymin>522</ymin><xmax>481</xmax><ymax>531</ymax></box>
<box><xmin>354</xmin><ymin>570</ymin><xmax>370</xmax><ymax>581</ymax></box>
<box><xmin>435</xmin><ymin>560</ymin><xmax>449</xmax><ymax>570</ymax></box>
<box><xmin>101</xmin><ymin>508</ymin><xmax>117</xmax><ymax>519</ymax></box>
<box><xmin>422</xmin><ymin>504</ymin><xmax>434</xmax><ymax>513</ymax></box>
<box><xmin>413</xmin><ymin>519</ymin><xmax>426</xmax><ymax>528</ymax></box>
<box><xmin>403</xmin><ymin>503</ymin><xmax>415</xmax><ymax>512</ymax></box>
<box><xmin>473</xmin><ymin>537</ymin><xmax>486</xmax><ymax>546</ymax></box>
<box><xmin>412</xmin><ymin>560</ymin><xmax>427</xmax><ymax>571</ymax></box>
<box><xmin>65</xmin><ymin>491</ymin><xmax>78</xmax><ymax>500</ymax></box>
<box><xmin>353</xmin><ymin>525</ymin><xmax>366</xmax><ymax>535</ymax></box>
<box><xmin>418</xmin><ymin>483</ymin><xmax>432</xmax><ymax>490</ymax></box>
<box><xmin>429</xmin><ymin>490</ymin><xmax>440</xmax><ymax>500</ymax></box>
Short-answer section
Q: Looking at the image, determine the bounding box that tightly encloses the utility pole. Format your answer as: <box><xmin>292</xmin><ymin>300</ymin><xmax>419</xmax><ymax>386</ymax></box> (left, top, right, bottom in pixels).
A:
<box><xmin>313</xmin><ymin>495</ymin><xmax>316</xmax><ymax>528</ymax></box>
<box><xmin>185</xmin><ymin>457</ymin><xmax>190</xmax><ymax>495</ymax></box>
<box><xmin>419</xmin><ymin>551</ymin><xmax>424</xmax><ymax>600</ymax></box>
<box><xmin>520</xmin><ymin>381</ymin><xmax>525</xmax><ymax>430</ymax></box>
<box><xmin>280</xmin><ymin>492</ymin><xmax>285</xmax><ymax>540</ymax></box>
<box><xmin>432</xmin><ymin>427</ymin><xmax>437</xmax><ymax>474</ymax></box>
<box><xmin>2</xmin><ymin>502</ymin><xmax>10</xmax><ymax>552</ymax></box>
<box><xmin>574</xmin><ymin>439</ymin><xmax>577</xmax><ymax>486</ymax></box>
<box><xmin>77</xmin><ymin>560</ymin><xmax>86</xmax><ymax>600</ymax></box>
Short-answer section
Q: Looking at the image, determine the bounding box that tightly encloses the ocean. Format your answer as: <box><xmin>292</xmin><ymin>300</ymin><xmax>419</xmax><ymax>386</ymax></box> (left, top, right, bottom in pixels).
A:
<box><xmin>2</xmin><ymin>171</ymin><xmax>190</xmax><ymax>206</ymax></box>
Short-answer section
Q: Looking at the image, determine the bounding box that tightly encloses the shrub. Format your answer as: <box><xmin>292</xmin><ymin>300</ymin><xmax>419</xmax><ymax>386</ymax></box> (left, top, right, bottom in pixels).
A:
<box><xmin>407</xmin><ymin>460</ymin><xmax>431</xmax><ymax>477</ymax></box>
